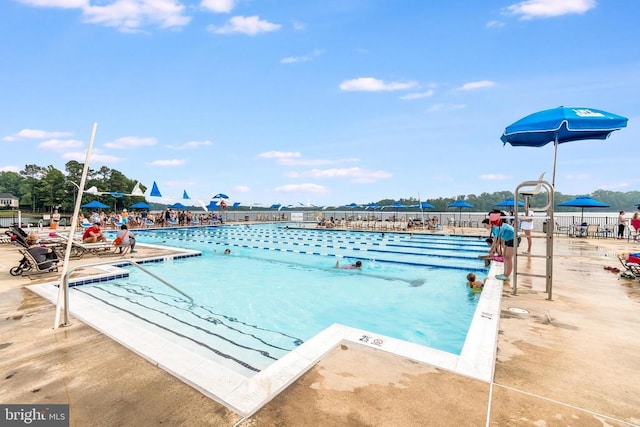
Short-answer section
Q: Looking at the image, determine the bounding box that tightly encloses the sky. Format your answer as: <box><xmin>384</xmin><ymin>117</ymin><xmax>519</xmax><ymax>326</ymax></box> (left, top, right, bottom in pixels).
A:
<box><xmin>1</xmin><ymin>0</ymin><xmax>639</xmax><ymax>208</ymax></box>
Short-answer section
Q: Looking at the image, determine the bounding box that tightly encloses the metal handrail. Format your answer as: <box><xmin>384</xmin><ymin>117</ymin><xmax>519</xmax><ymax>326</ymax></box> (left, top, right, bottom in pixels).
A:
<box><xmin>513</xmin><ymin>179</ymin><xmax>555</xmax><ymax>300</ymax></box>
<box><xmin>55</xmin><ymin>258</ymin><xmax>194</xmax><ymax>328</ymax></box>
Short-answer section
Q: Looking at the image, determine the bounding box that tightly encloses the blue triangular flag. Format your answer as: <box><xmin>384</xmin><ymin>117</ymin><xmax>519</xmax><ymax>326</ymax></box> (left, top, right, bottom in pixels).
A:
<box><xmin>183</xmin><ymin>190</ymin><xmax>190</xmax><ymax>199</ymax></box>
<box><xmin>150</xmin><ymin>181</ymin><xmax>162</xmax><ymax>197</ymax></box>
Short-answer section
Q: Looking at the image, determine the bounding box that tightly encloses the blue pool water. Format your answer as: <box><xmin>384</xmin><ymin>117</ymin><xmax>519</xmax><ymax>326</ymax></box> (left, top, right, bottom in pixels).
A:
<box><xmin>80</xmin><ymin>224</ymin><xmax>489</xmax><ymax>377</ymax></box>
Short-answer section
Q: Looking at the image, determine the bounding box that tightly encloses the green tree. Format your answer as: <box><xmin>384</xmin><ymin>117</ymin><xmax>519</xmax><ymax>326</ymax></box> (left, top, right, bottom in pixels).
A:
<box><xmin>40</xmin><ymin>166</ymin><xmax>67</xmax><ymax>212</ymax></box>
<box><xmin>0</xmin><ymin>171</ymin><xmax>24</xmax><ymax>198</ymax></box>
<box><xmin>20</xmin><ymin>164</ymin><xmax>45</xmax><ymax>211</ymax></box>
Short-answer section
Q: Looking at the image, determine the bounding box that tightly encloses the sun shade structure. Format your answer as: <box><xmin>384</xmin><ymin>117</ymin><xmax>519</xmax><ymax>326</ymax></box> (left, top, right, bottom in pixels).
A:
<box><xmin>495</xmin><ymin>198</ymin><xmax>525</xmax><ymax>208</ymax></box>
<box><xmin>150</xmin><ymin>181</ymin><xmax>162</xmax><ymax>197</ymax></box>
<box><xmin>213</xmin><ymin>193</ymin><xmax>229</xmax><ymax>199</ymax></box>
<box><xmin>448</xmin><ymin>200</ymin><xmax>474</xmax><ymax>223</ymax></box>
<box><xmin>168</xmin><ymin>202</ymin><xmax>187</xmax><ymax>210</ymax></box>
<box><xmin>558</xmin><ymin>195</ymin><xmax>610</xmax><ymax>224</ymax></box>
<box><xmin>81</xmin><ymin>200</ymin><xmax>109</xmax><ymax>209</ymax></box>
<box><xmin>501</xmin><ymin>107</ymin><xmax>628</xmax><ymax>186</ymax></box>
<box><xmin>129</xmin><ymin>202</ymin><xmax>151</xmax><ymax>209</ymax></box>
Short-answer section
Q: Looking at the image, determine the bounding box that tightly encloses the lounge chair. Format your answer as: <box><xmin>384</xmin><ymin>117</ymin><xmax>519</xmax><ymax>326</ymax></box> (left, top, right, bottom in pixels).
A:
<box><xmin>617</xmin><ymin>253</ymin><xmax>640</xmax><ymax>279</ymax></box>
<box><xmin>70</xmin><ymin>241</ymin><xmax>120</xmax><ymax>258</ymax></box>
<box><xmin>554</xmin><ymin>221</ymin><xmax>570</xmax><ymax>236</ymax></box>
<box><xmin>10</xmin><ymin>248</ymin><xmax>61</xmax><ymax>278</ymax></box>
<box><xmin>586</xmin><ymin>224</ymin><xmax>600</xmax><ymax>238</ymax></box>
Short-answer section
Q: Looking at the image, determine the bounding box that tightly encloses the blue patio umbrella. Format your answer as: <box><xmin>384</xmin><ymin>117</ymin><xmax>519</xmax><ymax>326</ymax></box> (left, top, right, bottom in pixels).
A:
<box><xmin>495</xmin><ymin>198</ymin><xmax>525</xmax><ymax>209</ymax></box>
<box><xmin>205</xmin><ymin>201</ymin><xmax>219</xmax><ymax>211</ymax></box>
<box><xmin>501</xmin><ymin>107</ymin><xmax>628</xmax><ymax>186</ymax></box>
<box><xmin>448</xmin><ymin>200</ymin><xmax>474</xmax><ymax>223</ymax></box>
<box><xmin>558</xmin><ymin>195</ymin><xmax>609</xmax><ymax>224</ymax></box>
<box><xmin>388</xmin><ymin>201</ymin><xmax>408</xmax><ymax>209</ymax></box>
<box><xmin>213</xmin><ymin>193</ymin><xmax>229</xmax><ymax>199</ymax></box>
<box><xmin>81</xmin><ymin>200</ymin><xmax>109</xmax><ymax>209</ymax></box>
<box><xmin>129</xmin><ymin>201</ymin><xmax>151</xmax><ymax>209</ymax></box>
<box><xmin>168</xmin><ymin>202</ymin><xmax>188</xmax><ymax>210</ymax></box>
<box><xmin>413</xmin><ymin>201</ymin><xmax>435</xmax><ymax>210</ymax></box>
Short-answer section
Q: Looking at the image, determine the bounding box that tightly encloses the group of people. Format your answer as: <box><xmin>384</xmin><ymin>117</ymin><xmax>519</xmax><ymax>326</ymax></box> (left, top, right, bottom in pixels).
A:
<box><xmin>81</xmin><ymin>221</ymin><xmax>136</xmax><ymax>253</ymax></box>
<box><xmin>467</xmin><ymin>208</ymin><xmax>536</xmax><ymax>290</ymax></box>
<box><xmin>616</xmin><ymin>208</ymin><xmax>640</xmax><ymax>239</ymax></box>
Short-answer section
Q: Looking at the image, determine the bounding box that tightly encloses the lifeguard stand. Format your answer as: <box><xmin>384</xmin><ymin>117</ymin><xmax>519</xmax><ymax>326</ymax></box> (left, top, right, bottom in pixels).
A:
<box><xmin>512</xmin><ymin>175</ymin><xmax>555</xmax><ymax>300</ymax></box>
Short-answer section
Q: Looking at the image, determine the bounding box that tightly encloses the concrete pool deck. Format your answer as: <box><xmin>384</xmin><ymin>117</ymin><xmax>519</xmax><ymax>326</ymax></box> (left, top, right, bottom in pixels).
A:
<box><xmin>1</xmin><ymin>226</ymin><xmax>639</xmax><ymax>426</ymax></box>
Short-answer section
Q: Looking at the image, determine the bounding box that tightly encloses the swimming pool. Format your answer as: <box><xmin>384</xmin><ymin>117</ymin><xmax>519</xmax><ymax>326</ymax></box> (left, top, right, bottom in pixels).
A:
<box><xmin>69</xmin><ymin>224</ymin><xmax>490</xmax><ymax>377</ymax></box>
<box><xmin>29</xmin><ymin>224</ymin><xmax>502</xmax><ymax>416</ymax></box>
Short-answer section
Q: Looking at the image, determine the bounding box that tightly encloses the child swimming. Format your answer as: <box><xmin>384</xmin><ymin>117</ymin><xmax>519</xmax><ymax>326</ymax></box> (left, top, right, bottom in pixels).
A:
<box><xmin>466</xmin><ymin>272</ymin><xmax>485</xmax><ymax>291</ymax></box>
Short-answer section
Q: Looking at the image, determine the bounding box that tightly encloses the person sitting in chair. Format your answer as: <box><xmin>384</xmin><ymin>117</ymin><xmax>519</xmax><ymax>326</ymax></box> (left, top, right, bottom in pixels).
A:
<box><xmin>83</xmin><ymin>221</ymin><xmax>108</xmax><ymax>243</ymax></box>
<box><xmin>25</xmin><ymin>233</ymin><xmax>60</xmax><ymax>270</ymax></box>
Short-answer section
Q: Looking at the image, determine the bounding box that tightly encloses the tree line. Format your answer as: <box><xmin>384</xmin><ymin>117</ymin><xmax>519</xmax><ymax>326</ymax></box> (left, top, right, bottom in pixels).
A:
<box><xmin>0</xmin><ymin>162</ymin><xmax>143</xmax><ymax>213</ymax></box>
<box><xmin>1</xmin><ymin>162</ymin><xmax>638</xmax><ymax>214</ymax></box>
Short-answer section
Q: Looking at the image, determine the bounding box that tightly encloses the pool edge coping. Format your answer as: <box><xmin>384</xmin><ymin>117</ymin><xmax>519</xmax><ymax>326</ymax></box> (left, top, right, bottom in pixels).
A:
<box><xmin>27</xmin><ymin>248</ymin><xmax>501</xmax><ymax>418</ymax></box>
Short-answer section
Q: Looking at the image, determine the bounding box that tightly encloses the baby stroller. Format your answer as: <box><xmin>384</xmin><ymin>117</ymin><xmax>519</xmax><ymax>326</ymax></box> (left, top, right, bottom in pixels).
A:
<box><xmin>10</xmin><ymin>252</ymin><xmax>32</xmax><ymax>276</ymax></box>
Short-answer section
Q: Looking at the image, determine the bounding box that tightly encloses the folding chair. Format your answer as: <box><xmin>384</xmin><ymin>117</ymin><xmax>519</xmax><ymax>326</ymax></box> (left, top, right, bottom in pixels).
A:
<box><xmin>629</xmin><ymin>219</ymin><xmax>640</xmax><ymax>242</ymax></box>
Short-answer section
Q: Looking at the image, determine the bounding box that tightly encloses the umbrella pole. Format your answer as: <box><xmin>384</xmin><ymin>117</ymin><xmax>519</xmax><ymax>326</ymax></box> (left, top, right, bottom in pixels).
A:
<box><xmin>552</xmin><ymin>133</ymin><xmax>559</xmax><ymax>186</ymax></box>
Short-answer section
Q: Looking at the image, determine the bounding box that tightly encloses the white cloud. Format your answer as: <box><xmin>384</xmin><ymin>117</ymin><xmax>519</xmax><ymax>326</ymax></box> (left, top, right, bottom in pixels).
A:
<box><xmin>233</xmin><ymin>185</ymin><xmax>250</xmax><ymax>193</ymax></box>
<box><xmin>200</xmin><ymin>0</ymin><xmax>235</xmax><ymax>13</ymax></box>
<box><xmin>62</xmin><ymin>150</ymin><xmax>123</xmax><ymax>163</ymax></box>
<box><xmin>3</xmin><ymin>129</ymin><xmax>73</xmax><ymax>141</ymax></box>
<box><xmin>147</xmin><ymin>159</ymin><xmax>186</xmax><ymax>166</ymax></box>
<box><xmin>486</xmin><ymin>20</ymin><xmax>505</xmax><ymax>28</ymax></box>
<box><xmin>17</xmin><ymin>0</ymin><xmax>86</xmax><ymax>8</ymax></box>
<box><xmin>258</xmin><ymin>151</ymin><xmax>301</xmax><ymax>160</ymax></box>
<box><xmin>207</xmin><ymin>15</ymin><xmax>281</xmax><ymax>35</ymax></box>
<box><xmin>37</xmin><ymin>139</ymin><xmax>84</xmax><ymax>151</ymax></box>
<box><xmin>292</xmin><ymin>20</ymin><xmax>305</xmax><ymax>31</ymax></box>
<box><xmin>104</xmin><ymin>136</ymin><xmax>157</xmax><ymax>149</ymax></box>
<box><xmin>565</xmin><ymin>173</ymin><xmax>591</xmax><ymax>181</ymax></box>
<box><xmin>82</xmin><ymin>0</ymin><xmax>191</xmax><ymax>33</ymax></box>
<box><xmin>0</xmin><ymin>165</ymin><xmax>21</xmax><ymax>172</ymax></box>
<box><xmin>456</xmin><ymin>80</ymin><xmax>496</xmax><ymax>91</ymax></box>
<box><xmin>281</xmin><ymin>49</ymin><xmax>323</xmax><ymax>64</ymax></box>
<box><xmin>165</xmin><ymin>140</ymin><xmax>212</xmax><ymax>150</ymax></box>
<box><xmin>306</xmin><ymin>167</ymin><xmax>392</xmax><ymax>184</ymax></box>
<box><xmin>259</xmin><ymin>151</ymin><xmax>359</xmax><ymax>167</ymax></box>
<box><xmin>339</xmin><ymin>77</ymin><xmax>417</xmax><ymax>92</ymax></box>
<box><xmin>425</xmin><ymin>103</ymin><xmax>466</xmax><ymax>113</ymax></box>
<box><xmin>599</xmin><ymin>181</ymin><xmax>630</xmax><ymax>190</ymax></box>
<box><xmin>274</xmin><ymin>183</ymin><xmax>328</xmax><ymax>194</ymax></box>
<box><xmin>479</xmin><ymin>174</ymin><xmax>510</xmax><ymax>180</ymax></box>
<box><xmin>400</xmin><ymin>89</ymin><xmax>434</xmax><ymax>100</ymax></box>
<box><xmin>504</xmin><ymin>0</ymin><xmax>596</xmax><ymax>20</ymax></box>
